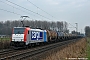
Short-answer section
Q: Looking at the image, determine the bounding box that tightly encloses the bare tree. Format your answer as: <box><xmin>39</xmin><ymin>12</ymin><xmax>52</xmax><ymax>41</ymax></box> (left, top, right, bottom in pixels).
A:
<box><xmin>0</xmin><ymin>20</ymin><xmax>68</xmax><ymax>35</ymax></box>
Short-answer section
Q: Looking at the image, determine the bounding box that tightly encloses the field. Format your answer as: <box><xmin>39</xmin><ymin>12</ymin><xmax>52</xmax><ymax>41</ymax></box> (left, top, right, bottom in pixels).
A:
<box><xmin>0</xmin><ymin>37</ymin><xmax>10</xmax><ymax>49</ymax></box>
<box><xmin>29</xmin><ymin>38</ymin><xmax>87</xmax><ymax>60</ymax></box>
<box><xmin>0</xmin><ymin>37</ymin><xmax>10</xmax><ymax>40</ymax></box>
<box><xmin>43</xmin><ymin>38</ymin><xmax>87</xmax><ymax>60</ymax></box>
<box><xmin>87</xmin><ymin>37</ymin><xmax>90</xmax><ymax>60</ymax></box>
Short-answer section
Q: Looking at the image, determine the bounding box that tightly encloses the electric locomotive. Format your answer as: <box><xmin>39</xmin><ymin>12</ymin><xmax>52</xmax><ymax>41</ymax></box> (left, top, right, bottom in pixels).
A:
<box><xmin>10</xmin><ymin>27</ymin><xmax>47</xmax><ymax>47</ymax></box>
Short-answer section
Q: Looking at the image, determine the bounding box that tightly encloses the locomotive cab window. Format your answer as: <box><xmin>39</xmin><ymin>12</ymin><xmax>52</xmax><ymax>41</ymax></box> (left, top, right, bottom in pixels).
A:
<box><xmin>14</xmin><ymin>28</ymin><xmax>25</xmax><ymax>34</ymax></box>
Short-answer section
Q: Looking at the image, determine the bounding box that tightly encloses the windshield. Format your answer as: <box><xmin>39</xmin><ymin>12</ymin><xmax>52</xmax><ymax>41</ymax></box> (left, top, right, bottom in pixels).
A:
<box><xmin>14</xmin><ymin>28</ymin><xmax>25</xmax><ymax>34</ymax></box>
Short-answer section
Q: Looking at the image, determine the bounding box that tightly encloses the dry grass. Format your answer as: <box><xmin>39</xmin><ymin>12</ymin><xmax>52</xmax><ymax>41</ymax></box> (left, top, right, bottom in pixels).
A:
<box><xmin>87</xmin><ymin>37</ymin><xmax>90</xmax><ymax>60</ymax></box>
<box><xmin>0</xmin><ymin>39</ymin><xmax>10</xmax><ymax>49</ymax></box>
<box><xmin>43</xmin><ymin>38</ymin><xmax>87</xmax><ymax>60</ymax></box>
<box><xmin>28</xmin><ymin>38</ymin><xmax>87</xmax><ymax>60</ymax></box>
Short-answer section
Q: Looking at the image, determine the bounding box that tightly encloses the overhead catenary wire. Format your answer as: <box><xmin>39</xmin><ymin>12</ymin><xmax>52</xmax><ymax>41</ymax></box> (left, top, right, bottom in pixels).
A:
<box><xmin>0</xmin><ymin>0</ymin><xmax>34</xmax><ymax>19</ymax></box>
<box><xmin>5</xmin><ymin>0</ymin><xmax>52</xmax><ymax>20</ymax></box>
<box><xmin>27</xmin><ymin>0</ymin><xmax>58</xmax><ymax>20</ymax></box>
<box><xmin>68</xmin><ymin>23</ymin><xmax>76</xmax><ymax>28</ymax></box>
<box><xmin>0</xmin><ymin>8</ymin><xmax>21</xmax><ymax>16</ymax></box>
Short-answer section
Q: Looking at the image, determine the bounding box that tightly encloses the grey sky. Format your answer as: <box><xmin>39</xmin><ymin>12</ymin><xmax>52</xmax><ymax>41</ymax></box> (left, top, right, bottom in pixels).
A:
<box><xmin>0</xmin><ymin>0</ymin><xmax>90</xmax><ymax>33</ymax></box>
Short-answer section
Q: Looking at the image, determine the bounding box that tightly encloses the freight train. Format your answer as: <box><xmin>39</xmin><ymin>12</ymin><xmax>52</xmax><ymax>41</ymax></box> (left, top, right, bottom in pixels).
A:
<box><xmin>10</xmin><ymin>27</ymin><xmax>84</xmax><ymax>48</ymax></box>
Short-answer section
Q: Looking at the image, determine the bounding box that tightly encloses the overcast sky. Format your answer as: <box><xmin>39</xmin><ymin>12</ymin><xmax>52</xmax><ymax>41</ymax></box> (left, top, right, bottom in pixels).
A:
<box><xmin>0</xmin><ymin>0</ymin><xmax>90</xmax><ymax>33</ymax></box>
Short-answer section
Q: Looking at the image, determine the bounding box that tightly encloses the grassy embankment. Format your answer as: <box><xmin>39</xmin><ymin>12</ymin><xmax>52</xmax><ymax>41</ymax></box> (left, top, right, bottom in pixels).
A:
<box><xmin>0</xmin><ymin>37</ymin><xmax>10</xmax><ymax>49</ymax></box>
<box><xmin>87</xmin><ymin>37</ymin><xmax>90</xmax><ymax>60</ymax></box>
<box><xmin>43</xmin><ymin>38</ymin><xmax>87</xmax><ymax>60</ymax></box>
<box><xmin>28</xmin><ymin>38</ymin><xmax>87</xmax><ymax>60</ymax></box>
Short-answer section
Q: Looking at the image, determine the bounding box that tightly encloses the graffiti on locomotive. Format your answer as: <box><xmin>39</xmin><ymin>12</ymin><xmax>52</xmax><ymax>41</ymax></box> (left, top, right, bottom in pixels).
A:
<box><xmin>31</xmin><ymin>31</ymin><xmax>43</xmax><ymax>40</ymax></box>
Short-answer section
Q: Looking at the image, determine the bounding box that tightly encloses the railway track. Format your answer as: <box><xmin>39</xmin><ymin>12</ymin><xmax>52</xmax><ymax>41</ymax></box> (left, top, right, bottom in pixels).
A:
<box><xmin>0</xmin><ymin>38</ymin><xmax>81</xmax><ymax>60</ymax></box>
<box><xmin>0</xmin><ymin>49</ymin><xmax>15</xmax><ymax>55</ymax></box>
<box><xmin>0</xmin><ymin>49</ymin><xmax>12</xmax><ymax>53</ymax></box>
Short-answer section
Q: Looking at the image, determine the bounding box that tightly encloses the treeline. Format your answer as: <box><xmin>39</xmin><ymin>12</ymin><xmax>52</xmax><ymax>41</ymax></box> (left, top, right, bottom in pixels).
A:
<box><xmin>0</xmin><ymin>20</ymin><xmax>68</xmax><ymax>35</ymax></box>
<box><xmin>85</xmin><ymin>26</ymin><xmax>90</xmax><ymax>37</ymax></box>
<box><xmin>71</xmin><ymin>30</ymin><xmax>80</xmax><ymax>35</ymax></box>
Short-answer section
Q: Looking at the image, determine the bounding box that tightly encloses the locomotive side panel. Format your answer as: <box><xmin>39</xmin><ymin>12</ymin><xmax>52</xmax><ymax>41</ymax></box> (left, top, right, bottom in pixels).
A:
<box><xmin>27</xmin><ymin>29</ymin><xmax>47</xmax><ymax>44</ymax></box>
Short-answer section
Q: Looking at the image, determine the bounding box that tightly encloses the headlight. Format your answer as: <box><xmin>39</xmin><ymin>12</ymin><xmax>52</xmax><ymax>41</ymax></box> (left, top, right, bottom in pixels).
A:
<box><xmin>12</xmin><ymin>39</ymin><xmax>15</xmax><ymax>41</ymax></box>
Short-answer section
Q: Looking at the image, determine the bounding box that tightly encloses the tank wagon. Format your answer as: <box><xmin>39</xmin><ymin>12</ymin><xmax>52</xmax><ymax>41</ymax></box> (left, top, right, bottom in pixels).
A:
<box><xmin>10</xmin><ymin>27</ymin><xmax>82</xmax><ymax>48</ymax></box>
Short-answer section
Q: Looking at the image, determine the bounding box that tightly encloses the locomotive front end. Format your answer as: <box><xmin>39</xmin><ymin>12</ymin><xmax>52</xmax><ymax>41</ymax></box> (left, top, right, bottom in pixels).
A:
<box><xmin>10</xmin><ymin>27</ymin><xmax>28</xmax><ymax>47</ymax></box>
